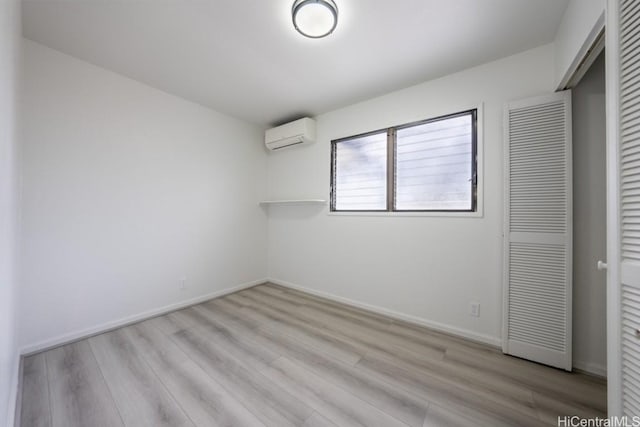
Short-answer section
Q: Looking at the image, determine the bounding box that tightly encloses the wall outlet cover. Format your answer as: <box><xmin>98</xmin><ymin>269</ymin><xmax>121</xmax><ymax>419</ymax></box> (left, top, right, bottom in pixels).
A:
<box><xmin>470</xmin><ymin>302</ymin><xmax>480</xmax><ymax>317</ymax></box>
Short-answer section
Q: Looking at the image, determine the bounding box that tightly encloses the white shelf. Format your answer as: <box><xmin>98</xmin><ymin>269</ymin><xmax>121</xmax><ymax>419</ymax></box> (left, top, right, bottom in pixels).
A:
<box><xmin>259</xmin><ymin>199</ymin><xmax>327</xmax><ymax>206</ymax></box>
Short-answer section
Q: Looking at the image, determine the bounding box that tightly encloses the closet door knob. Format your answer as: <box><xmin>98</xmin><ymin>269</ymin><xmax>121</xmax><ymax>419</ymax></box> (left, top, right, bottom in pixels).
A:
<box><xmin>597</xmin><ymin>260</ymin><xmax>608</xmax><ymax>271</ymax></box>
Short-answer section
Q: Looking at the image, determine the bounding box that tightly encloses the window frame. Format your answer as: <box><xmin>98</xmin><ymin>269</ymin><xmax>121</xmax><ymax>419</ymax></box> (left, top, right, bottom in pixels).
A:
<box><xmin>330</xmin><ymin>109</ymin><xmax>478</xmax><ymax>214</ymax></box>
<box><xmin>330</xmin><ymin>128</ymin><xmax>390</xmax><ymax>212</ymax></box>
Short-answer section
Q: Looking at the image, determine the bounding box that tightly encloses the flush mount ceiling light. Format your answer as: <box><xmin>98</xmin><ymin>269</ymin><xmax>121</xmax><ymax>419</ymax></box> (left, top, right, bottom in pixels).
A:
<box><xmin>292</xmin><ymin>0</ymin><xmax>338</xmax><ymax>39</ymax></box>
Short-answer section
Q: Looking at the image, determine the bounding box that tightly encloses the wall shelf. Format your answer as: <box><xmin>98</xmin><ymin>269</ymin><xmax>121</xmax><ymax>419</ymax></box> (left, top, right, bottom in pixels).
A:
<box><xmin>259</xmin><ymin>199</ymin><xmax>327</xmax><ymax>206</ymax></box>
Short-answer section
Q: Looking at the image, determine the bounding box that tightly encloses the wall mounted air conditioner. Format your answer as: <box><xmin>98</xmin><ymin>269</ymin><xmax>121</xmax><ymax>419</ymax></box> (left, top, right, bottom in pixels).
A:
<box><xmin>265</xmin><ymin>117</ymin><xmax>316</xmax><ymax>151</ymax></box>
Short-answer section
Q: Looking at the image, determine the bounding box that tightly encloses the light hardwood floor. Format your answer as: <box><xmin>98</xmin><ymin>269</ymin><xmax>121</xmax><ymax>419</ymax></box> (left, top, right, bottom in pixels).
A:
<box><xmin>19</xmin><ymin>283</ymin><xmax>606</xmax><ymax>427</ymax></box>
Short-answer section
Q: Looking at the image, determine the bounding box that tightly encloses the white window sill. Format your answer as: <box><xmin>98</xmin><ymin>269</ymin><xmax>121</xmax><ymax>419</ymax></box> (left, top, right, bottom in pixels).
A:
<box><xmin>327</xmin><ymin>210</ymin><xmax>484</xmax><ymax>218</ymax></box>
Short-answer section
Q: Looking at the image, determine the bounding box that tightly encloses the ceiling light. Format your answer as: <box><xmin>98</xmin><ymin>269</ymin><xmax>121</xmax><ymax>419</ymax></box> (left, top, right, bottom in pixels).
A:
<box><xmin>292</xmin><ymin>0</ymin><xmax>338</xmax><ymax>39</ymax></box>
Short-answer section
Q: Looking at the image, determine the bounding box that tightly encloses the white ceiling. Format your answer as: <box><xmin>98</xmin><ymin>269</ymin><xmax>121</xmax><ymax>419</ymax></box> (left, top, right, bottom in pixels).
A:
<box><xmin>22</xmin><ymin>0</ymin><xmax>569</xmax><ymax>126</ymax></box>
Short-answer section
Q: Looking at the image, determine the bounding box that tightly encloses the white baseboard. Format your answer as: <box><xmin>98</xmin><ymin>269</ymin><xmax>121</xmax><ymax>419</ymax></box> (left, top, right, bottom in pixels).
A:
<box><xmin>17</xmin><ymin>276</ymin><xmax>606</xmax><ymax>380</ymax></box>
<box><xmin>20</xmin><ymin>278</ymin><xmax>266</xmax><ymax>356</ymax></box>
<box><xmin>573</xmin><ymin>360</ymin><xmax>607</xmax><ymax>378</ymax></box>
<box><xmin>268</xmin><ymin>278</ymin><xmax>608</xmax><ymax>378</ymax></box>
<box><xmin>267</xmin><ymin>277</ymin><xmax>502</xmax><ymax>349</ymax></box>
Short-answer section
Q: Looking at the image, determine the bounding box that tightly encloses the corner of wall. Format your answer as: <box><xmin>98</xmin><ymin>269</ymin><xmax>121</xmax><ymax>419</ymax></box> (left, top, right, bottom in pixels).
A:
<box><xmin>2</xmin><ymin>0</ymin><xmax>22</xmax><ymax>424</ymax></box>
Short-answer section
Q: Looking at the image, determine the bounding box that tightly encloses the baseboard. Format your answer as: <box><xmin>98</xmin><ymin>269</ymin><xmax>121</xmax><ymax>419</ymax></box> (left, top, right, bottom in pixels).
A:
<box><xmin>18</xmin><ymin>276</ymin><xmax>604</xmax><ymax>379</ymax></box>
<box><xmin>20</xmin><ymin>278</ymin><xmax>266</xmax><ymax>356</ymax></box>
<box><xmin>573</xmin><ymin>360</ymin><xmax>607</xmax><ymax>378</ymax></box>
<box><xmin>268</xmin><ymin>277</ymin><xmax>502</xmax><ymax>349</ymax></box>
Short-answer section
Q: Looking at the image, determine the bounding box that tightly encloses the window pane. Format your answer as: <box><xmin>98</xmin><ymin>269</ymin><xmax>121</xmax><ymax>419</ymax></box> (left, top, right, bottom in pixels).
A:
<box><xmin>395</xmin><ymin>113</ymin><xmax>473</xmax><ymax>210</ymax></box>
<box><xmin>333</xmin><ymin>132</ymin><xmax>387</xmax><ymax>211</ymax></box>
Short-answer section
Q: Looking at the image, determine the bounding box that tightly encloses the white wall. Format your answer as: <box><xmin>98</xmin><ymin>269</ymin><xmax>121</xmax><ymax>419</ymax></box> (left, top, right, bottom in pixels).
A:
<box><xmin>0</xmin><ymin>0</ymin><xmax>21</xmax><ymax>424</ymax></box>
<box><xmin>554</xmin><ymin>0</ymin><xmax>604</xmax><ymax>88</ymax></box>
<box><xmin>572</xmin><ymin>52</ymin><xmax>607</xmax><ymax>376</ymax></box>
<box><xmin>267</xmin><ymin>44</ymin><xmax>556</xmax><ymax>346</ymax></box>
<box><xmin>19</xmin><ymin>40</ymin><xmax>267</xmax><ymax>352</ymax></box>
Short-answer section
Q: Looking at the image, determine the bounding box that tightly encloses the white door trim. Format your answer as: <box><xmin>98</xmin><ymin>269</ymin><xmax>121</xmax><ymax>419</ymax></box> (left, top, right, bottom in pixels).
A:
<box><xmin>605</xmin><ymin>0</ymin><xmax>622</xmax><ymax>415</ymax></box>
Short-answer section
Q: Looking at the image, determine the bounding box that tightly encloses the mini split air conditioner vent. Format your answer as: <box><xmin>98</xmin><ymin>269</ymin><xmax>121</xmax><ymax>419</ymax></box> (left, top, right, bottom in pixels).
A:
<box><xmin>265</xmin><ymin>117</ymin><xmax>316</xmax><ymax>151</ymax></box>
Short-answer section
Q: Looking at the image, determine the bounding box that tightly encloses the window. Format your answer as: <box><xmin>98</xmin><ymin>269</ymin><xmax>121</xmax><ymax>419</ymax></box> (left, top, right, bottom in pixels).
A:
<box><xmin>331</xmin><ymin>109</ymin><xmax>477</xmax><ymax>212</ymax></box>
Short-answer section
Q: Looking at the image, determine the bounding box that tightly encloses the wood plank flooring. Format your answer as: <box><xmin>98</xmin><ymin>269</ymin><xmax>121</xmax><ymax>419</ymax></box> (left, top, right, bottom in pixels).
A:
<box><xmin>19</xmin><ymin>283</ymin><xmax>607</xmax><ymax>427</ymax></box>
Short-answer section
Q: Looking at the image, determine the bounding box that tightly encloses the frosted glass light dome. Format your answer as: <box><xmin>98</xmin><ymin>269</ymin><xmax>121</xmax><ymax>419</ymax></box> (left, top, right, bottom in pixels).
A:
<box><xmin>292</xmin><ymin>0</ymin><xmax>338</xmax><ymax>39</ymax></box>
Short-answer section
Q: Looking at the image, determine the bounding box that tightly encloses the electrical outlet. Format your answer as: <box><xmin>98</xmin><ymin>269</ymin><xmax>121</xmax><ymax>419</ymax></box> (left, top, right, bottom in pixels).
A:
<box><xmin>470</xmin><ymin>302</ymin><xmax>480</xmax><ymax>317</ymax></box>
<box><xmin>179</xmin><ymin>277</ymin><xmax>187</xmax><ymax>291</ymax></box>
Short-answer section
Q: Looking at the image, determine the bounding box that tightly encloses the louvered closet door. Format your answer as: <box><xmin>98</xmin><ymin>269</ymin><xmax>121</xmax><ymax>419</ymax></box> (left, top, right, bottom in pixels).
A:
<box><xmin>608</xmin><ymin>0</ymin><xmax>640</xmax><ymax>416</ymax></box>
<box><xmin>503</xmin><ymin>91</ymin><xmax>572</xmax><ymax>371</ymax></box>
